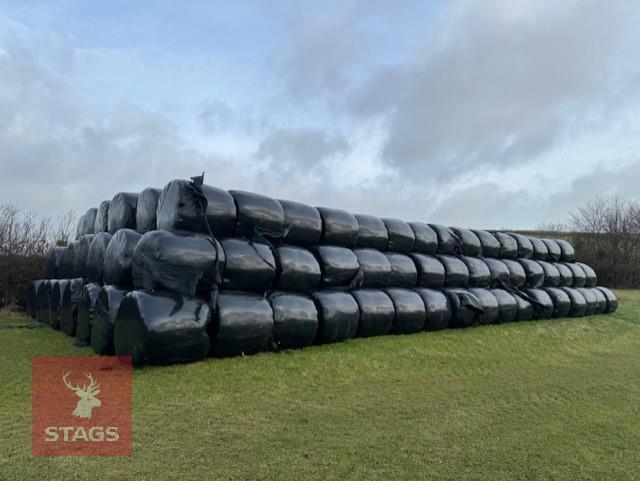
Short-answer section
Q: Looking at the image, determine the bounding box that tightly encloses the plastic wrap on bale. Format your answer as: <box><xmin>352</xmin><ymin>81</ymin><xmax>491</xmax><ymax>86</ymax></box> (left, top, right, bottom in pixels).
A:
<box><xmin>108</xmin><ymin>193</ymin><xmax>138</xmax><ymax>233</ymax></box>
<box><xmin>59</xmin><ymin>278</ymin><xmax>84</xmax><ymax>336</ymax></box>
<box><xmin>230</xmin><ymin>190</ymin><xmax>285</xmax><ymax>238</ymax></box>
<box><xmin>409</xmin><ymin>253</ymin><xmax>445</xmax><ymax>288</ymax></box>
<box><xmin>491</xmin><ymin>289</ymin><xmax>518</xmax><ymax>323</ymax></box>
<box><xmin>559</xmin><ymin>287</ymin><xmax>587</xmax><ymax>317</ymax></box>
<box><xmin>451</xmin><ymin>227</ymin><xmax>481</xmax><ymax>257</ymax></box>
<box><xmin>317</xmin><ymin>207</ymin><xmax>359</xmax><ymax>247</ymax></box>
<box><xmin>522</xmin><ymin>288</ymin><xmax>554</xmax><ymax>319</ymax></box>
<box><xmin>409</xmin><ymin>222</ymin><xmax>438</xmax><ymax>254</ymax></box>
<box><xmin>35</xmin><ymin>281</ymin><xmax>51</xmax><ymax>324</ymax></box>
<box><xmin>542</xmin><ymin>239</ymin><xmax>562</xmax><ymax>262</ymax></box>
<box><xmin>460</xmin><ymin>256</ymin><xmax>491</xmax><ymax>287</ymax></box>
<box><xmin>483</xmin><ymin>258</ymin><xmax>510</xmax><ymax>287</ymax></box>
<box><xmin>384</xmin><ymin>288</ymin><xmax>426</xmax><ymax>334</ymax></box>
<box><xmin>508</xmin><ymin>233</ymin><xmax>534</xmax><ymax>259</ymax></box>
<box><xmin>314</xmin><ymin>245</ymin><xmax>360</xmax><ymax>288</ymax></box>
<box><xmin>501</xmin><ymin>259</ymin><xmax>527</xmax><ymax>288</ymax></box>
<box><xmin>74</xmin><ymin>283</ymin><xmax>102</xmax><ymax>346</ymax></box>
<box><xmin>45</xmin><ymin>246</ymin><xmax>66</xmax><ymax>279</ymax></box>
<box><xmin>86</xmin><ymin>232</ymin><xmax>112</xmax><ymax>282</ymax></box>
<box><xmin>518</xmin><ymin>259</ymin><xmax>545</xmax><ymax>288</ymax></box>
<box><xmin>94</xmin><ymin>201</ymin><xmax>110</xmax><ymax>233</ymax></box>
<box><xmin>467</xmin><ymin>288</ymin><xmax>499</xmax><ymax>325</ymax></box>
<box><xmin>45</xmin><ymin>280</ymin><xmax>59</xmax><ymax>326</ymax></box>
<box><xmin>596</xmin><ymin>287</ymin><xmax>618</xmax><ymax>313</ymax></box>
<box><xmin>512</xmin><ymin>293</ymin><xmax>534</xmax><ymax>321</ymax></box>
<box><xmin>576</xmin><ymin>287</ymin><xmax>599</xmax><ymax>315</ymax></box>
<box><xmin>220</xmin><ymin>238</ymin><xmax>276</xmax><ymax>292</ymax></box>
<box><xmin>565</xmin><ymin>262</ymin><xmax>586</xmax><ymax>287</ymax></box>
<box><xmin>382</xmin><ymin>218</ymin><xmax>415</xmax><ymax>252</ymax></box>
<box><xmin>444</xmin><ymin>288</ymin><xmax>482</xmax><ymax>328</ymax></box>
<box><xmin>576</xmin><ymin>262</ymin><xmax>597</xmax><ymax>287</ymax></box>
<box><xmin>435</xmin><ymin>255</ymin><xmax>469</xmax><ymax>287</ymax></box>
<box><xmin>554</xmin><ymin>262</ymin><xmax>573</xmax><ymax>287</ymax></box>
<box><xmin>135</xmin><ymin>187</ymin><xmax>162</xmax><ymax>233</ymax></box>
<box><xmin>529</xmin><ymin>237</ymin><xmax>549</xmax><ymax>260</ymax></box>
<box><xmin>58</xmin><ymin>240</ymin><xmax>77</xmax><ymax>279</ymax></box>
<box><xmin>72</xmin><ymin>234</ymin><xmax>94</xmax><ymax>279</ymax></box>
<box><xmin>353</xmin><ymin>248</ymin><xmax>391</xmax><ymax>288</ymax></box>
<box><xmin>543</xmin><ymin>287</ymin><xmax>572</xmax><ymax>318</ymax></box>
<box><xmin>76</xmin><ymin>208</ymin><xmax>97</xmax><ymax>239</ymax></box>
<box><xmin>385</xmin><ymin>253</ymin><xmax>418</xmax><ymax>287</ymax></box>
<box><xmin>556</xmin><ymin>239</ymin><xmax>576</xmax><ymax>262</ymax></box>
<box><xmin>351</xmin><ymin>289</ymin><xmax>394</xmax><ymax>337</ymax></box>
<box><xmin>590</xmin><ymin>288</ymin><xmax>608</xmax><ymax>314</ymax></box>
<box><xmin>274</xmin><ymin>246</ymin><xmax>321</xmax><ymax>291</ymax></box>
<box><xmin>494</xmin><ymin>232</ymin><xmax>518</xmax><ymax>259</ymax></box>
<box><xmin>414</xmin><ymin>288</ymin><xmax>451</xmax><ymax>331</ymax></box>
<box><xmin>103</xmin><ymin>229</ymin><xmax>142</xmax><ymax>287</ymax></box>
<box><xmin>354</xmin><ymin>214</ymin><xmax>388</xmax><ymax>249</ymax></box>
<box><xmin>114</xmin><ymin>290</ymin><xmax>210</xmax><ymax>365</ymax></box>
<box><xmin>279</xmin><ymin>200</ymin><xmax>322</xmax><ymax>245</ymax></box>
<box><xmin>429</xmin><ymin>224</ymin><xmax>458</xmax><ymax>255</ymax></box>
<box><xmin>26</xmin><ymin>280</ymin><xmax>43</xmax><ymax>318</ymax></box>
<box><xmin>538</xmin><ymin>260</ymin><xmax>560</xmax><ymax>287</ymax></box>
<box><xmin>269</xmin><ymin>292</ymin><xmax>318</xmax><ymax>350</ymax></box>
<box><xmin>472</xmin><ymin>230</ymin><xmax>501</xmax><ymax>258</ymax></box>
<box><xmin>311</xmin><ymin>291</ymin><xmax>359</xmax><ymax>343</ymax></box>
<box><xmin>91</xmin><ymin>285</ymin><xmax>129</xmax><ymax>355</ymax></box>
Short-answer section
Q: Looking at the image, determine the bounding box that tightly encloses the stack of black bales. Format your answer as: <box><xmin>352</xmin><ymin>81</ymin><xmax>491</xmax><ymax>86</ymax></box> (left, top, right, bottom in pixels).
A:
<box><xmin>28</xmin><ymin>177</ymin><xmax>618</xmax><ymax>366</ymax></box>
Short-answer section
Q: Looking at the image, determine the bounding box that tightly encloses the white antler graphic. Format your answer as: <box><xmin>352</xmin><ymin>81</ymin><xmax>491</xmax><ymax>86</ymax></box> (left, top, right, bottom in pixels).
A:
<box><xmin>62</xmin><ymin>371</ymin><xmax>102</xmax><ymax>419</ymax></box>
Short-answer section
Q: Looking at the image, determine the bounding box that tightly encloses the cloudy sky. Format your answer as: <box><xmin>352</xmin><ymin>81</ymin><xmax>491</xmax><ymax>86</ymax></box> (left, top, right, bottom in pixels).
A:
<box><xmin>1</xmin><ymin>0</ymin><xmax>640</xmax><ymax>229</ymax></box>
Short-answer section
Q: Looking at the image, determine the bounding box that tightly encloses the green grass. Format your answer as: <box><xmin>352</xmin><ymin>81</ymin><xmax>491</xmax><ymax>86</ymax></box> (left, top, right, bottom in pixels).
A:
<box><xmin>1</xmin><ymin>291</ymin><xmax>640</xmax><ymax>481</ymax></box>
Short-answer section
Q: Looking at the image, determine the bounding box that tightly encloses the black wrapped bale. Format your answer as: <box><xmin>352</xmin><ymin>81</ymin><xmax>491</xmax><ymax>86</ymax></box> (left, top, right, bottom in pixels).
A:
<box><xmin>559</xmin><ymin>287</ymin><xmax>587</xmax><ymax>317</ymax></box>
<box><xmin>103</xmin><ymin>229</ymin><xmax>142</xmax><ymax>287</ymax></box>
<box><xmin>529</xmin><ymin>237</ymin><xmax>549</xmax><ymax>260</ymax></box>
<box><xmin>76</xmin><ymin>208</ymin><xmax>97</xmax><ymax>239</ymax></box>
<box><xmin>27</xmin><ymin>280</ymin><xmax>43</xmax><ymax>318</ymax></box>
<box><xmin>91</xmin><ymin>286</ymin><xmax>129</xmax><ymax>355</ymax></box>
<box><xmin>279</xmin><ymin>200</ymin><xmax>322</xmax><ymax>245</ymax></box>
<box><xmin>467</xmin><ymin>288</ymin><xmax>499</xmax><ymax>325</ymax></box>
<box><xmin>135</xmin><ymin>187</ymin><xmax>162</xmax><ymax>233</ymax></box>
<box><xmin>59</xmin><ymin>278</ymin><xmax>84</xmax><ymax>336</ymax></box>
<box><xmin>384</xmin><ymin>288</ymin><xmax>426</xmax><ymax>334</ymax></box>
<box><xmin>230</xmin><ymin>190</ymin><xmax>285</xmax><ymax>238</ymax></box>
<box><xmin>354</xmin><ymin>214</ymin><xmax>388</xmax><ymax>250</ymax></box>
<box><xmin>483</xmin><ymin>258</ymin><xmax>510</xmax><ymax>287</ymax></box>
<box><xmin>513</xmin><ymin>293</ymin><xmax>534</xmax><ymax>321</ymax></box>
<box><xmin>444</xmin><ymin>288</ymin><xmax>482</xmax><ymax>328</ymax></box>
<box><xmin>45</xmin><ymin>246</ymin><xmax>66</xmax><ymax>279</ymax></box>
<box><xmin>542</xmin><ymin>239</ymin><xmax>562</xmax><ymax>262</ymax></box>
<box><xmin>382</xmin><ymin>218</ymin><xmax>415</xmax><ymax>252</ymax></box>
<box><xmin>409</xmin><ymin>222</ymin><xmax>438</xmax><ymax>254</ymax></box>
<box><xmin>460</xmin><ymin>256</ymin><xmax>491</xmax><ymax>288</ymax></box>
<box><xmin>94</xmin><ymin>200</ymin><xmax>110</xmax><ymax>233</ymax></box>
<box><xmin>451</xmin><ymin>227</ymin><xmax>481</xmax><ymax>257</ymax></box>
<box><xmin>554</xmin><ymin>262</ymin><xmax>574</xmax><ymax>287</ymax></box>
<box><xmin>86</xmin><ymin>232</ymin><xmax>112</xmax><ymax>282</ymax></box>
<box><xmin>590</xmin><ymin>288</ymin><xmax>608</xmax><ymax>314</ymax></box>
<box><xmin>596</xmin><ymin>287</ymin><xmax>618</xmax><ymax>313</ymax></box>
<box><xmin>220</xmin><ymin>238</ymin><xmax>276</xmax><ymax>292</ymax></box>
<box><xmin>544</xmin><ymin>287</ymin><xmax>572</xmax><ymax>318</ymax></box>
<box><xmin>409</xmin><ymin>254</ymin><xmax>445</xmax><ymax>288</ymax></box>
<box><xmin>353</xmin><ymin>248</ymin><xmax>391</xmax><ymax>288</ymax></box>
<box><xmin>556</xmin><ymin>239</ymin><xmax>576</xmax><ymax>262</ymax></box>
<box><xmin>75</xmin><ymin>283</ymin><xmax>102</xmax><ymax>346</ymax></box>
<box><xmin>48</xmin><ymin>280</ymin><xmax>62</xmax><ymax>329</ymax></box>
<box><xmin>385</xmin><ymin>253</ymin><xmax>418</xmax><ymax>287</ymax></box>
<box><xmin>501</xmin><ymin>259</ymin><xmax>527</xmax><ymax>288</ymax></box>
<box><xmin>311</xmin><ymin>291</ymin><xmax>359</xmax><ymax>343</ymax></box>
<box><xmin>351</xmin><ymin>289</ymin><xmax>395</xmax><ymax>337</ymax></box>
<box><xmin>269</xmin><ymin>292</ymin><xmax>318</xmax><ymax>349</ymax></box>
<box><xmin>156</xmin><ymin>179</ymin><xmax>237</xmax><ymax>236</ymax></box>
<box><xmin>58</xmin><ymin>241</ymin><xmax>76</xmax><ymax>279</ymax></box>
<box><xmin>508</xmin><ymin>233</ymin><xmax>534</xmax><ymax>259</ymax></box>
<box><xmin>132</xmin><ymin>230</ymin><xmax>223</xmax><ymax>297</ymax></box>
<box><xmin>429</xmin><ymin>224</ymin><xmax>458</xmax><ymax>255</ymax></box>
<box><xmin>538</xmin><ymin>261</ymin><xmax>560</xmax><ymax>287</ymax></box>
<box><xmin>435</xmin><ymin>255</ymin><xmax>469</xmax><ymax>287</ymax></box>
<box><xmin>209</xmin><ymin>292</ymin><xmax>273</xmax><ymax>357</ymax></box>
<box><xmin>274</xmin><ymin>246</ymin><xmax>321</xmax><ymax>291</ymax></box>
<box><xmin>576</xmin><ymin>262</ymin><xmax>597</xmax><ymax>287</ymax></box>
<box><xmin>73</xmin><ymin>234</ymin><xmax>95</xmax><ymax>279</ymax></box>
<box><xmin>108</xmin><ymin>193</ymin><xmax>138</xmax><ymax>233</ymax></box>
<box><xmin>472</xmin><ymin>229</ymin><xmax>501</xmax><ymax>258</ymax></box>
<box><xmin>414</xmin><ymin>288</ymin><xmax>451</xmax><ymax>331</ymax></box>
<box><xmin>494</xmin><ymin>232</ymin><xmax>518</xmax><ymax>259</ymax></box>
<box><xmin>317</xmin><ymin>207</ymin><xmax>359</xmax><ymax>247</ymax></box>
<box><xmin>314</xmin><ymin>245</ymin><xmax>360</xmax><ymax>288</ymax></box>
<box><xmin>491</xmin><ymin>289</ymin><xmax>518</xmax><ymax>323</ymax></box>
<box><xmin>522</xmin><ymin>288</ymin><xmax>554</xmax><ymax>319</ymax></box>
<box><xmin>565</xmin><ymin>262</ymin><xmax>587</xmax><ymax>287</ymax></box>
<box><xmin>518</xmin><ymin>259</ymin><xmax>545</xmax><ymax>288</ymax></box>
<box><xmin>576</xmin><ymin>287</ymin><xmax>599</xmax><ymax>315</ymax></box>
<box><xmin>115</xmin><ymin>290</ymin><xmax>210</xmax><ymax>365</ymax></box>
<box><xmin>35</xmin><ymin>281</ymin><xmax>50</xmax><ymax>323</ymax></box>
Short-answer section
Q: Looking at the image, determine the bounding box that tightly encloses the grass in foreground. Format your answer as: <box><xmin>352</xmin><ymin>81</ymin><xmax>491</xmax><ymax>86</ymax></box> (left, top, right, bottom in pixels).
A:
<box><xmin>1</xmin><ymin>291</ymin><xmax>639</xmax><ymax>481</ymax></box>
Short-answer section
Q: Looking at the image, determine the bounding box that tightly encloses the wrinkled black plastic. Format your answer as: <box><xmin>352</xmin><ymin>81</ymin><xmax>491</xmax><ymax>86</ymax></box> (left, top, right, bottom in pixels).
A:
<box><xmin>542</xmin><ymin>239</ymin><xmax>562</xmax><ymax>262</ymax></box>
<box><xmin>501</xmin><ymin>259</ymin><xmax>527</xmax><ymax>288</ymax></box>
<box><xmin>522</xmin><ymin>288</ymin><xmax>554</xmax><ymax>319</ymax></box>
<box><xmin>49</xmin><ymin>279</ymin><xmax>69</xmax><ymax>329</ymax></box>
<box><xmin>76</xmin><ymin>208</ymin><xmax>97</xmax><ymax>239</ymax></box>
<box><xmin>351</xmin><ymin>289</ymin><xmax>394</xmax><ymax>337</ymax></box>
<box><xmin>59</xmin><ymin>278</ymin><xmax>84</xmax><ymax>336</ymax></box>
<box><xmin>576</xmin><ymin>287</ymin><xmax>598</xmax><ymax>315</ymax></box>
<box><xmin>73</xmin><ymin>234</ymin><xmax>94</xmax><ymax>279</ymax></box>
<box><xmin>312</xmin><ymin>290</ymin><xmax>359</xmax><ymax>343</ymax></box>
<box><xmin>529</xmin><ymin>237</ymin><xmax>549</xmax><ymax>260</ymax></box>
<box><xmin>108</xmin><ymin>192</ymin><xmax>138</xmax><ymax>233</ymax></box>
<box><xmin>472</xmin><ymin>230</ymin><xmax>501</xmax><ymax>258</ymax></box>
<box><xmin>135</xmin><ymin>187</ymin><xmax>162</xmax><ymax>233</ymax></box>
<box><xmin>556</xmin><ymin>239</ymin><xmax>576</xmax><ymax>262</ymax></box>
<box><xmin>269</xmin><ymin>292</ymin><xmax>318</xmax><ymax>349</ymax></box>
<box><xmin>230</xmin><ymin>190</ymin><xmax>285</xmax><ymax>238</ymax></box>
<box><xmin>94</xmin><ymin>201</ymin><xmax>110</xmax><ymax>233</ymax></box>
<box><xmin>544</xmin><ymin>287</ymin><xmax>572</xmax><ymax>318</ymax></box>
<box><xmin>409</xmin><ymin>254</ymin><xmax>445</xmax><ymax>288</ymax></box>
<box><xmin>314</xmin><ymin>245</ymin><xmax>360</xmax><ymax>288</ymax></box>
<box><xmin>429</xmin><ymin>224</ymin><xmax>458</xmax><ymax>255</ymax></box>
<box><xmin>555</xmin><ymin>262</ymin><xmax>573</xmax><ymax>287</ymax></box>
<box><xmin>444</xmin><ymin>288</ymin><xmax>482</xmax><ymax>328</ymax></box>
<box><xmin>491</xmin><ymin>289</ymin><xmax>518</xmax><ymax>323</ymax></box>
<box><xmin>86</xmin><ymin>232</ymin><xmax>112</xmax><ymax>282</ymax></box>
<box><xmin>220</xmin><ymin>238</ymin><xmax>275</xmax><ymax>292</ymax></box>
<box><xmin>576</xmin><ymin>262</ymin><xmax>597</xmax><ymax>287</ymax></box>
<box><xmin>595</xmin><ymin>286</ymin><xmax>618</xmax><ymax>313</ymax></box>
<box><xmin>460</xmin><ymin>256</ymin><xmax>491</xmax><ymax>287</ymax></box>
<box><xmin>102</xmin><ymin>229</ymin><xmax>141</xmax><ymax>287</ymax></box>
<box><xmin>317</xmin><ymin>207</ymin><xmax>359</xmax><ymax>247</ymax></box>
<box><xmin>75</xmin><ymin>282</ymin><xmax>102</xmax><ymax>346</ymax></box>
<box><xmin>385</xmin><ymin>253</ymin><xmax>418</xmax><ymax>287</ymax></box>
<box><xmin>468</xmin><ymin>288</ymin><xmax>499</xmax><ymax>325</ymax></box>
<box><xmin>115</xmin><ymin>289</ymin><xmax>210</xmax><ymax>365</ymax></box>
<box><xmin>275</xmin><ymin>246</ymin><xmax>321</xmax><ymax>291</ymax></box>
<box><xmin>45</xmin><ymin>246</ymin><xmax>66</xmax><ymax>279</ymax></box>
<box><xmin>590</xmin><ymin>288</ymin><xmax>608</xmax><ymax>314</ymax></box>
<box><xmin>383</xmin><ymin>218</ymin><xmax>415</xmax><ymax>252</ymax></box>
<box><xmin>483</xmin><ymin>258</ymin><xmax>510</xmax><ymax>287</ymax></box>
<box><xmin>436</xmin><ymin>255</ymin><xmax>469</xmax><ymax>287</ymax></box>
<box><xmin>409</xmin><ymin>222</ymin><xmax>438</xmax><ymax>254</ymax></box>
<box><xmin>91</xmin><ymin>286</ymin><xmax>128</xmax><ymax>355</ymax></box>
<box><xmin>559</xmin><ymin>287</ymin><xmax>587</xmax><ymax>317</ymax></box>
<box><xmin>494</xmin><ymin>232</ymin><xmax>518</xmax><ymax>259</ymax></box>
<box><xmin>279</xmin><ymin>200</ymin><xmax>322</xmax><ymax>245</ymax></box>
<box><xmin>384</xmin><ymin>288</ymin><xmax>426</xmax><ymax>334</ymax></box>
<box><xmin>414</xmin><ymin>288</ymin><xmax>451</xmax><ymax>331</ymax></box>
<box><xmin>355</xmin><ymin>214</ymin><xmax>388</xmax><ymax>249</ymax></box>
<box><xmin>518</xmin><ymin>259</ymin><xmax>545</xmax><ymax>288</ymax></box>
<box><xmin>538</xmin><ymin>261</ymin><xmax>560</xmax><ymax>287</ymax></box>
<box><xmin>353</xmin><ymin>248</ymin><xmax>391</xmax><ymax>288</ymax></box>
<box><xmin>565</xmin><ymin>262</ymin><xmax>586</xmax><ymax>287</ymax></box>
<box><xmin>508</xmin><ymin>233</ymin><xmax>534</xmax><ymax>259</ymax></box>
<box><xmin>451</xmin><ymin>227</ymin><xmax>481</xmax><ymax>257</ymax></box>
<box><xmin>513</xmin><ymin>293</ymin><xmax>534</xmax><ymax>321</ymax></box>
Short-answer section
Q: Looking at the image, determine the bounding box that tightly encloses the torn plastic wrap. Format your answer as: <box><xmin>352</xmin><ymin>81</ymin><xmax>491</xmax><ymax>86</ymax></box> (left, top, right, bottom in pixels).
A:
<box><xmin>108</xmin><ymin>192</ymin><xmax>138</xmax><ymax>233</ymax></box>
<box><xmin>317</xmin><ymin>207</ymin><xmax>359</xmax><ymax>247</ymax></box>
<box><xmin>132</xmin><ymin>229</ymin><xmax>223</xmax><ymax>297</ymax></box>
<box><xmin>353</xmin><ymin>248</ymin><xmax>391</xmax><ymax>288</ymax></box>
<box><xmin>508</xmin><ymin>233</ymin><xmax>534</xmax><ymax>259</ymax></box>
<box><xmin>230</xmin><ymin>190</ymin><xmax>285</xmax><ymax>238</ymax></box>
<box><xmin>596</xmin><ymin>286</ymin><xmax>618</xmax><ymax>313</ymax></box>
<box><xmin>556</xmin><ymin>239</ymin><xmax>576</xmax><ymax>262</ymax></box>
<box><xmin>483</xmin><ymin>258</ymin><xmax>510</xmax><ymax>287</ymax></box>
<box><xmin>467</xmin><ymin>288</ymin><xmax>499</xmax><ymax>325</ymax></box>
<box><xmin>384</xmin><ymin>287</ymin><xmax>426</xmax><ymax>334</ymax></box>
<box><xmin>589</xmin><ymin>288</ymin><xmax>608</xmax><ymax>314</ymax></box>
<box><xmin>512</xmin><ymin>293</ymin><xmax>534</xmax><ymax>321</ymax></box>
<box><xmin>385</xmin><ymin>253</ymin><xmax>418</xmax><ymax>287</ymax></box>
<box><xmin>86</xmin><ymin>232</ymin><xmax>112</xmax><ymax>282</ymax></box>
<box><xmin>494</xmin><ymin>232</ymin><xmax>518</xmax><ymax>259</ymax></box>
<box><xmin>491</xmin><ymin>289</ymin><xmax>518</xmax><ymax>323</ymax></box>
<box><xmin>429</xmin><ymin>224</ymin><xmax>458</xmax><ymax>254</ymax></box>
<box><xmin>542</xmin><ymin>239</ymin><xmax>562</xmax><ymax>262</ymax></box>
<box><xmin>544</xmin><ymin>287</ymin><xmax>572</xmax><ymax>318</ymax></box>
<box><xmin>351</xmin><ymin>289</ymin><xmax>395</xmax><ymax>337</ymax></box>
<box><xmin>91</xmin><ymin>286</ymin><xmax>129</xmax><ymax>355</ymax></box>
<box><xmin>517</xmin><ymin>259</ymin><xmax>545</xmax><ymax>288</ymax></box>
<box><xmin>269</xmin><ymin>292</ymin><xmax>318</xmax><ymax>349</ymax></box>
<box><xmin>354</xmin><ymin>214</ymin><xmax>388</xmax><ymax>249</ymax></box>
<box><xmin>219</xmin><ymin>238</ymin><xmax>275</xmax><ymax>292</ymax></box>
<box><xmin>522</xmin><ymin>288</ymin><xmax>554</xmax><ymax>319</ymax></box>
<box><xmin>444</xmin><ymin>288</ymin><xmax>482</xmax><ymax>328</ymax></box>
<box><xmin>409</xmin><ymin>253</ymin><xmax>445</xmax><ymax>288</ymax></box>
<box><xmin>555</xmin><ymin>262</ymin><xmax>574</xmax><ymax>287</ymax></box>
<box><xmin>459</xmin><ymin>256</ymin><xmax>491</xmax><ymax>287</ymax></box>
<box><xmin>115</xmin><ymin>289</ymin><xmax>210</xmax><ymax>365</ymax></box>
<box><xmin>383</xmin><ymin>218</ymin><xmax>415</xmax><ymax>252</ymax></box>
<box><xmin>59</xmin><ymin>278</ymin><xmax>84</xmax><ymax>336</ymax></box>
<box><xmin>75</xmin><ymin>208</ymin><xmax>97</xmax><ymax>239</ymax></box>
<box><xmin>73</xmin><ymin>234</ymin><xmax>95</xmax><ymax>279</ymax></box>
<box><xmin>311</xmin><ymin>290</ymin><xmax>359</xmax><ymax>343</ymax></box>
<box><xmin>135</xmin><ymin>187</ymin><xmax>162</xmax><ymax>233</ymax></box>
<box><xmin>538</xmin><ymin>260</ymin><xmax>560</xmax><ymax>287</ymax></box>
<box><xmin>94</xmin><ymin>201</ymin><xmax>110</xmax><ymax>233</ymax></box>
<box><xmin>559</xmin><ymin>287</ymin><xmax>587</xmax><ymax>317</ymax></box>
<box><xmin>435</xmin><ymin>255</ymin><xmax>469</xmax><ymax>287</ymax></box>
<box><xmin>45</xmin><ymin>246</ymin><xmax>66</xmax><ymax>279</ymax></box>
<box><xmin>74</xmin><ymin>282</ymin><xmax>102</xmax><ymax>346</ymax></box>
<box><xmin>314</xmin><ymin>245</ymin><xmax>360</xmax><ymax>288</ymax></box>
<box><xmin>102</xmin><ymin>229</ymin><xmax>142</xmax><ymax>287</ymax></box>
<box><xmin>564</xmin><ymin>262</ymin><xmax>586</xmax><ymax>287</ymax></box>
<box><xmin>414</xmin><ymin>288</ymin><xmax>451</xmax><ymax>331</ymax></box>
<box><xmin>529</xmin><ymin>237</ymin><xmax>549</xmax><ymax>260</ymax></box>
<box><xmin>576</xmin><ymin>262</ymin><xmax>597</xmax><ymax>287</ymax></box>
<box><xmin>472</xmin><ymin>230</ymin><xmax>501</xmax><ymax>258</ymax></box>
<box><xmin>576</xmin><ymin>287</ymin><xmax>598</xmax><ymax>315</ymax></box>
<box><xmin>409</xmin><ymin>222</ymin><xmax>438</xmax><ymax>254</ymax></box>
<box><xmin>501</xmin><ymin>259</ymin><xmax>527</xmax><ymax>288</ymax></box>
<box><xmin>451</xmin><ymin>227</ymin><xmax>481</xmax><ymax>257</ymax></box>
<box><xmin>274</xmin><ymin>246</ymin><xmax>321</xmax><ymax>291</ymax></box>
<box><xmin>279</xmin><ymin>200</ymin><xmax>322</xmax><ymax>245</ymax></box>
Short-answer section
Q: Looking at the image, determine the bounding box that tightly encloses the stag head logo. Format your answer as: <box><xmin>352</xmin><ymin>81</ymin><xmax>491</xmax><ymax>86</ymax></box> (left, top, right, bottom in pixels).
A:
<box><xmin>62</xmin><ymin>371</ymin><xmax>102</xmax><ymax>419</ymax></box>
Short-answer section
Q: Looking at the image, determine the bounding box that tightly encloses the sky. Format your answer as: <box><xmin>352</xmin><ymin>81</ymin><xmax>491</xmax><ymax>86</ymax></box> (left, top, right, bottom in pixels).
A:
<box><xmin>1</xmin><ymin>0</ymin><xmax>640</xmax><ymax>229</ymax></box>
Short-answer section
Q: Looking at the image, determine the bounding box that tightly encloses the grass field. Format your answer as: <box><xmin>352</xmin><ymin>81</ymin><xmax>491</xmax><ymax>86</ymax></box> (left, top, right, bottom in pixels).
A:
<box><xmin>1</xmin><ymin>291</ymin><xmax>639</xmax><ymax>481</ymax></box>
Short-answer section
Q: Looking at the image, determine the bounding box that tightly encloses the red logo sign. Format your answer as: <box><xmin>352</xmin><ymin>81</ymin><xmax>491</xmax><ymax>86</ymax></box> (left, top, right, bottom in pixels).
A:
<box><xmin>32</xmin><ymin>356</ymin><xmax>132</xmax><ymax>456</ymax></box>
